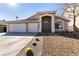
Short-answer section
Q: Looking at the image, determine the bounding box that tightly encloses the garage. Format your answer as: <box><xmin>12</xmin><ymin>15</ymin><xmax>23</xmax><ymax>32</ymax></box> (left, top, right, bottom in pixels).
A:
<box><xmin>28</xmin><ymin>23</ymin><xmax>38</xmax><ymax>32</ymax></box>
<box><xmin>8</xmin><ymin>23</ymin><xmax>26</xmax><ymax>32</ymax></box>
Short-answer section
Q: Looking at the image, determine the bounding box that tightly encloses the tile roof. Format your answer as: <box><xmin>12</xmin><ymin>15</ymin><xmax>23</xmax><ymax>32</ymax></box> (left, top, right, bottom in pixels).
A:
<box><xmin>0</xmin><ymin>20</ymin><xmax>7</xmax><ymax>25</ymax></box>
<box><xmin>7</xmin><ymin>11</ymin><xmax>70</xmax><ymax>23</ymax></box>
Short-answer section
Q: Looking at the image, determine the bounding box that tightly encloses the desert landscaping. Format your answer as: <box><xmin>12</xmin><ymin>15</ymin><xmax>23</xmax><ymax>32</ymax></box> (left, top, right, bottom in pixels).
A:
<box><xmin>42</xmin><ymin>33</ymin><xmax>79</xmax><ymax>56</ymax></box>
<box><xmin>17</xmin><ymin>32</ymin><xmax>79</xmax><ymax>56</ymax></box>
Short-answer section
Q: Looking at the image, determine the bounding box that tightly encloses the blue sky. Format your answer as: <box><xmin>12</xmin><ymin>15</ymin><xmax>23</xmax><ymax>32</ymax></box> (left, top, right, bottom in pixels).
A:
<box><xmin>0</xmin><ymin>3</ymin><xmax>65</xmax><ymax>21</ymax></box>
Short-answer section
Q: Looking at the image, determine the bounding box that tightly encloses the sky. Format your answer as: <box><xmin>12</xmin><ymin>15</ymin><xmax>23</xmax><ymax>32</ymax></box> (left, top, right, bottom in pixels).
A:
<box><xmin>0</xmin><ymin>3</ymin><xmax>65</xmax><ymax>21</ymax></box>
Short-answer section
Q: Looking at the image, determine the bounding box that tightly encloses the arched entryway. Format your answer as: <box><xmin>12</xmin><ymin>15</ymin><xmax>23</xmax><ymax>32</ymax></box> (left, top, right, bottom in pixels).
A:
<box><xmin>42</xmin><ymin>16</ymin><xmax>51</xmax><ymax>33</ymax></box>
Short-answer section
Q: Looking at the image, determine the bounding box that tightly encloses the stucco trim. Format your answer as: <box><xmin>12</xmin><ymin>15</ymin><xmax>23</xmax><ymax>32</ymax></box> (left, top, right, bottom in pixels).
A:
<box><xmin>39</xmin><ymin>14</ymin><xmax>55</xmax><ymax>33</ymax></box>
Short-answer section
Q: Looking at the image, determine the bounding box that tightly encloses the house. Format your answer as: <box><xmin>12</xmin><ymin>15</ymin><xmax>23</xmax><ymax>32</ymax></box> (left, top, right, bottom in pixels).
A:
<box><xmin>62</xmin><ymin>6</ymin><xmax>79</xmax><ymax>32</ymax></box>
<box><xmin>0</xmin><ymin>20</ymin><xmax>7</xmax><ymax>32</ymax></box>
<box><xmin>6</xmin><ymin>11</ymin><xmax>70</xmax><ymax>33</ymax></box>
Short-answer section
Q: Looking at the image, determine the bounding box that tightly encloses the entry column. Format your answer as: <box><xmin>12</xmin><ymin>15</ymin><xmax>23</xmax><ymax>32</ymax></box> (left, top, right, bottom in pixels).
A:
<box><xmin>51</xmin><ymin>15</ymin><xmax>55</xmax><ymax>33</ymax></box>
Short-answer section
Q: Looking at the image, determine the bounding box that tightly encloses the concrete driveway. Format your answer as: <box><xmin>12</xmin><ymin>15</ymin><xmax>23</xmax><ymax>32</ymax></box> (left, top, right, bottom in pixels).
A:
<box><xmin>0</xmin><ymin>32</ymin><xmax>37</xmax><ymax>56</ymax></box>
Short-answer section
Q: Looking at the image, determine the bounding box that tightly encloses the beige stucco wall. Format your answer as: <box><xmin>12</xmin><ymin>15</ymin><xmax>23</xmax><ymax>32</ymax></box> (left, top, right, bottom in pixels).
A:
<box><xmin>62</xmin><ymin>12</ymin><xmax>74</xmax><ymax>32</ymax></box>
<box><xmin>67</xmin><ymin>19</ymin><xmax>74</xmax><ymax>32</ymax></box>
<box><xmin>66</xmin><ymin>16</ymin><xmax>79</xmax><ymax>32</ymax></box>
<box><xmin>76</xmin><ymin>16</ymin><xmax>79</xmax><ymax>31</ymax></box>
<box><xmin>51</xmin><ymin>15</ymin><xmax>55</xmax><ymax>32</ymax></box>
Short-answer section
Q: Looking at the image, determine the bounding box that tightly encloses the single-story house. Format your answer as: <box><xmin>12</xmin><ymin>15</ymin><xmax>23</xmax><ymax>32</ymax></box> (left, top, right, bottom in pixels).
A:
<box><xmin>6</xmin><ymin>11</ymin><xmax>70</xmax><ymax>33</ymax></box>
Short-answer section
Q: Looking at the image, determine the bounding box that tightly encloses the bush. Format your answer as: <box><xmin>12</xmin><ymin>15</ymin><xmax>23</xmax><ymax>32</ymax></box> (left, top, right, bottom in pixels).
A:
<box><xmin>32</xmin><ymin>41</ymin><xmax>37</xmax><ymax>46</ymax></box>
<box><xmin>25</xmin><ymin>47</ymin><xmax>34</xmax><ymax>56</ymax></box>
<box><xmin>35</xmin><ymin>38</ymin><xmax>40</xmax><ymax>41</ymax></box>
<box><xmin>66</xmin><ymin>30</ymin><xmax>69</xmax><ymax>33</ymax></box>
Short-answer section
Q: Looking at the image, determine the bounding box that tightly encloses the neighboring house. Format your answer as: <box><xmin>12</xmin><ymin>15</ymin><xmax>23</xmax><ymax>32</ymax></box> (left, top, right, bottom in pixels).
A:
<box><xmin>0</xmin><ymin>20</ymin><xmax>7</xmax><ymax>32</ymax></box>
<box><xmin>62</xmin><ymin>4</ymin><xmax>79</xmax><ymax>32</ymax></box>
<box><xmin>6</xmin><ymin>11</ymin><xmax>69</xmax><ymax>33</ymax></box>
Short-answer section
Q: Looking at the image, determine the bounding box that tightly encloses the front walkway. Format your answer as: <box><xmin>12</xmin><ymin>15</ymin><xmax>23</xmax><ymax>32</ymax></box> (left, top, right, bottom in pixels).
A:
<box><xmin>42</xmin><ymin>34</ymin><xmax>79</xmax><ymax>56</ymax></box>
<box><xmin>0</xmin><ymin>32</ymin><xmax>37</xmax><ymax>56</ymax></box>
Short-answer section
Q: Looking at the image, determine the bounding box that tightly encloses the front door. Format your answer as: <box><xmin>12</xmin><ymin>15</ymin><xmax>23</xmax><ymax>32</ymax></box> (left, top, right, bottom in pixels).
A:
<box><xmin>42</xmin><ymin>16</ymin><xmax>51</xmax><ymax>33</ymax></box>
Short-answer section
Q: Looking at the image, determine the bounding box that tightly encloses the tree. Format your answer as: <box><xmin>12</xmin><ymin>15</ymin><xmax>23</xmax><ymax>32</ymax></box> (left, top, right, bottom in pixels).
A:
<box><xmin>62</xmin><ymin>3</ymin><xmax>79</xmax><ymax>37</ymax></box>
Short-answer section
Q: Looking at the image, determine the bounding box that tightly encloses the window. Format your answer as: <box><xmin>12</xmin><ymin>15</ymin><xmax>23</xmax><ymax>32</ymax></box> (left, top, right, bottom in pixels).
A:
<box><xmin>43</xmin><ymin>20</ymin><xmax>48</xmax><ymax>24</ymax></box>
<box><xmin>55</xmin><ymin>21</ymin><xmax>63</xmax><ymax>29</ymax></box>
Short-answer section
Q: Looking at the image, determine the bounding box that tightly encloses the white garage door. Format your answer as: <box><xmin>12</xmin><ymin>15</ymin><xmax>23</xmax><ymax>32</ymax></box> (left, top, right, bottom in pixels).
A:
<box><xmin>8</xmin><ymin>23</ymin><xmax>26</xmax><ymax>32</ymax></box>
<box><xmin>28</xmin><ymin>23</ymin><xmax>38</xmax><ymax>32</ymax></box>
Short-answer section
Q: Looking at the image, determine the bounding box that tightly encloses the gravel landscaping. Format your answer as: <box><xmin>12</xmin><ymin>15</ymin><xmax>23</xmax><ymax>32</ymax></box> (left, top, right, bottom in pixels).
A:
<box><xmin>42</xmin><ymin>34</ymin><xmax>79</xmax><ymax>56</ymax></box>
<box><xmin>17</xmin><ymin>33</ymin><xmax>79</xmax><ymax>56</ymax></box>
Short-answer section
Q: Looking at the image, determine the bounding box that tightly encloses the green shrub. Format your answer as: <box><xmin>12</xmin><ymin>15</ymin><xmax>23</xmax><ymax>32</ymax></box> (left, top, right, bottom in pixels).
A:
<box><xmin>35</xmin><ymin>38</ymin><xmax>40</xmax><ymax>41</ymax></box>
<box><xmin>0</xmin><ymin>27</ymin><xmax>4</xmax><ymax>32</ymax></box>
<box><xmin>25</xmin><ymin>47</ymin><xmax>34</xmax><ymax>56</ymax></box>
<box><xmin>32</xmin><ymin>41</ymin><xmax>37</xmax><ymax>46</ymax></box>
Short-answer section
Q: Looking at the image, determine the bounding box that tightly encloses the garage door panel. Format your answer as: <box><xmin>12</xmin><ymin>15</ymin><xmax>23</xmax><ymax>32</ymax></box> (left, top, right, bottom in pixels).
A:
<box><xmin>28</xmin><ymin>23</ymin><xmax>38</xmax><ymax>32</ymax></box>
<box><xmin>9</xmin><ymin>24</ymin><xmax>26</xmax><ymax>32</ymax></box>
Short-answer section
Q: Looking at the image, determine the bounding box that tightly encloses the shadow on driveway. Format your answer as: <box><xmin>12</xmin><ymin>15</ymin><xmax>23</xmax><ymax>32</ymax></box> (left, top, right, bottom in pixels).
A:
<box><xmin>2</xmin><ymin>32</ymin><xmax>79</xmax><ymax>40</ymax></box>
<box><xmin>1</xmin><ymin>32</ymin><xmax>38</xmax><ymax>36</ymax></box>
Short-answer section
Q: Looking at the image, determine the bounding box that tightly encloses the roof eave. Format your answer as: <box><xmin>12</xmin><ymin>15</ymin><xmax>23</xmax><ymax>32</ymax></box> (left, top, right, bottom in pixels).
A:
<box><xmin>55</xmin><ymin>15</ymin><xmax>70</xmax><ymax>22</ymax></box>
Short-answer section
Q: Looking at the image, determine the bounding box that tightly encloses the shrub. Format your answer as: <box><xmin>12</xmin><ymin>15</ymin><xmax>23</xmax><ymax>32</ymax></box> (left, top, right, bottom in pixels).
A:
<box><xmin>35</xmin><ymin>38</ymin><xmax>40</xmax><ymax>41</ymax></box>
<box><xmin>25</xmin><ymin>47</ymin><xmax>34</xmax><ymax>56</ymax></box>
<box><xmin>32</xmin><ymin>41</ymin><xmax>37</xmax><ymax>46</ymax></box>
<box><xmin>66</xmin><ymin>30</ymin><xmax>69</xmax><ymax>33</ymax></box>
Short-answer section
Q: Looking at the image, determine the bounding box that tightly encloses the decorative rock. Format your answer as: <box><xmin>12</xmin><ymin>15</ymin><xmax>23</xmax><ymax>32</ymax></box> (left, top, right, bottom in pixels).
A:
<box><xmin>35</xmin><ymin>38</ymin><xmax>40</xmax><ymax>41</ymax></box>
<box><xmin>32</xmin><ymin>41</ymin><xmax>37</xmax><ymax>46</ymax></box>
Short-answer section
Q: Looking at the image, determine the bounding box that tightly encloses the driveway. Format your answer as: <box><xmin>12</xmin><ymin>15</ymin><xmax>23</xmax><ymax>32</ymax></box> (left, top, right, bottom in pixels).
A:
<box><xmin>0</xmin><ymin>32</ymin><xmax>37</xmax><ymax>56</ymax></box>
